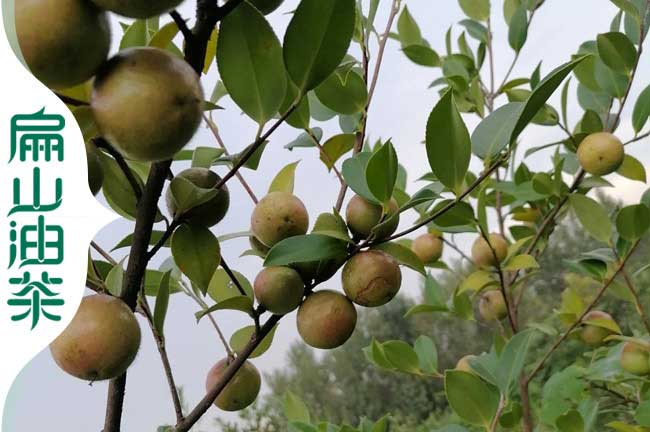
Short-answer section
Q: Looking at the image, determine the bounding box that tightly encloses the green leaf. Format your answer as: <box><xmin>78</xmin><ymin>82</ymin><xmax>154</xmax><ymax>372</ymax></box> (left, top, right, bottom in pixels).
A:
<box><xmin>321</xmin><ymin>134</ymin><xmax>356</xmax><ymax>171</ymax></box>
<box><xmin>594</xmin><ymin>58</ymin><xmax>629</xmax><ymax>98</ymax></box>
<box><xmin>112</xmin><ymin>230</ymin><xmax>170</xmax><ymax>251</ymax></box>
<box><xmin>632</xmin><ymin>83</ymin><xmax>650</xmax><ymax>133</ymax></box>
<box><xmin>445</xmin><ymin>370</ymin><xmax>500</xmax><ymax>428</ymax></box>
<box><xmin>144</xmin><ymin>269</ymin><xmax>182</xmax><ymax>296</ymax></box>
<box><xmin>168</xmin><ymin>175</ymin><xmax>219</xmax><ymax>216</ymax></box>
<box><xmin>597</xmin><ymin>32</ymin><xmax>637</xmax><ymax>72</ymax></box>
<box><xmin>153</xmin><ymin>271</ymin><xmax>172</xmax><ymax>336</ymax></box>
<box><xmin>207</xmin><ymin>268</ymin><xmax>254</xmax><ymax>302</ymax></box>
<box><xmin>191</xmin><ymin>147</ymin><xmax>225</xmax><ymax>168</ymax></box>
<box><xmin>426</xmin><ymin>91</ymin><xmax>471</xmax><ymax>195</ymax></box>
<box><xmin>616</xmin><ymin>154</ymin><xmax>646</xmax><ymax>182</ymax></box>
<box><xmin>282</xmin><ymin>83</ymin><xmax>311</xmax><ymax>129</ymax></box>
<box><xmin>342</xmin><ymin>152</ymin><xmax>379</xmax><ymax>203</ymax></box>
<box><xmin>149</xmin><ymin>21</ymin><xmax>180</xmax><ymax>50</ymax></box>
<box><xmin>230</xmin><ymin>324</ymin><xmax>278</xmax><ymax>358</ymax></box>
<box><xmin>402</xmin><ymin>45</ymin><xmax>441</xmax><ymax>67</ymax></box>
<box><xmin>556</xmin><ymin>410</ymin><xmax>584</xmax><ymax>432</ymax></box>
<box><xmin>284</xmin><ymin>392</ymin><xmax>311</xmax><ymax>423</ymax></box>
<box><xmin>171</xmin><ymin>225</ymin><xmax>221</xmax><ymax>294</ymax></box>
<box><xmin>569</xmin><ymin>194</ymin><xmax>612</xmax><ymax>244</ymax></box>
<box><xmin>459</xmin><ymin>0</ymin><xmax>490</xmax><ymax>21</ymax></box>
<box><xmin>217</xmin><ymin>1</ymin><xmax>287</xmax><ymax>124</ymax></box>
<box><xmin>312</xmin><ymin>211</ymin><xmax>351</xmax><ymax>242</ymax></box>
<box><xmin>635</xmin><ymin>400</ymin><xmax>650</xmax><ymax>426</ymax></box>
<box><xmin>609</xmin><ymin>0</ymin><xmax>641</xmax><ymax>19</ymax></box>
<box><xmin>382</xmin><ymin>340</ymin><xmax>421</xmax><ymax>373</ymax></box>
<box><xmin>120</xmin><ymin>20</ymin><xmax>147</xmax><ymax>49</ymax></box>
<box><xmin>397</xmin><ymin>5</ymin><xmax>422</xmax><ymax>46</ymax></box>
<box><xmin>503</xmin><ymin>254</ymin><xmax>538</xmax><ymax>271</ymax></box>
<box><xmin>196</xmin><ymin>296</ymin><xmax>254</xmax><ymax>321</ymax></box>
<box><xmin>494</xmin><ymin>329</ymin><xmax>535</xmax><ymax>395</ymax></box>
<box><xmin>471</xmin><ymin>102</ymin><xmax>523</xmax><ymax>160</ymax></box>
<box><xmin>105</xmin><ymin>262</ymin><xmax>125</xmax><ymax>297</ymax></box>
<box><xmin>616</xmin><ymin>204</ymin><xmax>650</xmax><ymax>240</ymax></box>
<box><xmin>511</xmin><ymin>56</ymin><xmax>589</xmax><ymax>145</ymax></box>
<box><xmin>508</xmin><ymin>5</ymin><xmax>528</xmax><ymax>52</ymax></box>
<box><xmin>459</xmin><ymin>19</ymin><xmax>489</xmax><ymax>43</ymax></box>
<box><xmin>98</xmin><ymin>151</ymin><xmax>148</xmax><ymax>221</ymax></box>
<box><xmin>314</xmin><ymin>70</ymin><xmax>368</xmax><ymax>115</ymax></box>
<box><xmin>414</xmin><ymin>335</ymin><xmax>438</xmax><ymax>374</ymax></box>
<box><xmin>283</xmin><ymin>0</ymin><xmax>356</xmax><ymax>92</ymax></box>
<box><xmin>264</xmin><ymin>234</ymin><xmax>348</xmax><ymax>266</ymax></box>
<box><xmin>372</xmin><ymin>242</ymin><xmax>425</xmax><ymax>275</ymax></box>
<box><xmin>269</xmin><ymin>161</ymin><xmax>300</xmax><ymax>193</ymax></box>
<box><xmin>203</xmin><ymin>28</ymin><xmax>218</xmax><ymax>74</ymax></box>
<box><xmin>365</xmin><ymin>140</ymin><xmax>398</xmax><ymax>203</ymax></box>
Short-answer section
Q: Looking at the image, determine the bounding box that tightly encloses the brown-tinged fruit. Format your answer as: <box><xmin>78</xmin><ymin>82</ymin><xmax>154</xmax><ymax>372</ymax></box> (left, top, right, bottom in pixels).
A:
<box><xmin>91</xmin><ymin>47</ymin><xmax>203</xmax><ymax>162</ymax></box>
<box><xmin>345</xmin><ymin>195</ymin><xmax>399</xmax><ymax>240</ymax></box>
<box><xmin>411</xmin><ymin>233</ymin><xmax>444</xmax><ymax>264</ymax></box>
<box><xmin>297</xmin><ymin>290</ymin><xmax>357</xmax><ymax>349</ymax></box>
<box><xmin>90</xmin><ymin>0</ymin><xmax>183</xmax><ymax>18</ymax></box>
<box><xmin>250</xmin><ymin>192</ymin><xmax>309</xmax><ymax>247</ymax></box>
<box><xmin>342</xmin><ymin>250</ymin><xmax>402</xmax><ymax>307</ymax></box>
<box><xmin>50</xmin><ymin>294</ymin><xmax>141</xmax><ymax>381</ymax></box>
<box><xmin>166</xmin><ymin>168</ymin><xmax>230</xmax><ymax>227</ymax></box>
<box><xmin>580</xmin><ymin>310</ymin><xmax>616</xmax><ymax>346</ymax></box>
<box><xmin>253</xmin><ymin>266</ymin><xmax>304</xmax><ymax>314</ymax></box>
<box><xmin>620</xmin><ymin>342</ymin><xmax>650</xmax><ymax>376</ymax></box>
<box><xmin>576</xmin><ymin>132</ymin><xmax>624</xmax><ymax>176</ymax></box>
<box><xmin>478</xmin><ymin>290</ymin><xmax>508</xmax><ymax>321</ymax></box>
<box><xmin>16</xmin><ymin>0</ymin><xmax>111</xmax><ymax>89</ymax></box>
<box><xmin>205</xmin><ymin>358</ymin><xmax>261</xmax><ymax>411</ymax></box>
<box><xmin>471</xmin><ymin>233</ymin><xmax>508</xmax><ymax>267</ymax></box>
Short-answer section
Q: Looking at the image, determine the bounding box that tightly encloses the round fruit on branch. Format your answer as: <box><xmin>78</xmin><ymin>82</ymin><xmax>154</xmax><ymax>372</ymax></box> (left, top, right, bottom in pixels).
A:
<box><xmin>478</xmin><ymin>290</ymin><xmax>508</xmax><ymax>322</ymax></box>
<box><xmin>411</xmin><ymin>233</ymin><xmax>444</xmax><ymax>264</ymax></box>
<box><xmin>342</xmin><ymin>250</ymin><xmax>402</xmax><ymax>307</ymax></box>
<box><xmin>576</xmin><ymin>132</ymin><xmax>624</xmax><ymax>176</ymax></box>
<box><xmin>166</xmin><ymin>168</ymin><xmax>230</xmax><ymax>227</ymax></box>
<box><xmin>50</xmin><ymin>294</ymin><xmax>141</xmax><ymax>381</ymax></box>
<box><xmin>205</xmin><ymin>358</ymin><xmax>261</xmax><ymax>411</ymax></box>
<box><xmin>253</xmin><ymin>266</ymin><xmax>304</xmax><ymax>315</ymax></box>
<box><xmin>580</xmin><ymin>310</ymin><xmax>617</xmax><ymax>347</ymax></box>
<box><xmin>250</xmin><ymin>192</ymin><xmax>309</xmax><ymax>247</ymax></box>
<box><xmin>91</xmin><ymin>47</ymin><xmax>203</xmax><ymax>162</ymax></box>
<box><xmin>471</xmin><ymin>233</ymin><xmax>508</xmax><ymax>268</ymax></box>
<box><xmin>90</xmin><ymin>0</ymin><xmax>183</xmax><ymax>18</ymax></box>
<box><xmin>345</xmin><ymin>195</ymin><xmax>399</xmax><ymax>240</ymax></box>
<box><xmin>15</xmin><ymin>0</ymin><xmax>111</xmax><ymax>89</ymax></box>
<box><xmin>620</xmin><ymin>342</ymin><xmax>650</xmax><ymax>376</ymax></box>
<box><xmin>297</xmin><ymin>290</ymin><xmax>357</xmax><ymax>349</ymax></box>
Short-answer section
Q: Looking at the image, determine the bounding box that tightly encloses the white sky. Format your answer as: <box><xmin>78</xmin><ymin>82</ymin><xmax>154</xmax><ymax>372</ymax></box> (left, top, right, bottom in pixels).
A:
<box><xmin>4</xmin><ymin>0</ymin><xmax>650</xmax><ymax>430</ymax></box>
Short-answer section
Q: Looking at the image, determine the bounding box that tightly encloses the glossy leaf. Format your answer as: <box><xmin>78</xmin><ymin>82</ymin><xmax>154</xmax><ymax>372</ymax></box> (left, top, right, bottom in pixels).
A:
<box><xmin>508</xmin><ymin>5</ymin><xmax>528</xmax><ymax>52</ymax></box>
<box><xmin>597</xmin><ymin>31</ymin><xmax>637</xmax><ymax>72</ymax></box>
<box><xmin>471</xmin><ymin>102</ymin><xmax>523</xmax><ymax>160</ymax></box>
<box><xmin>207</xmin><ymin>268</ymin><xmax>254</xmax><ymax>302</ymax></box>
<box><xmin>264</xmin><ymin>234</ymin><xmax>348</xmax><ymax>266</ymax></box>
<box><xmin>445</xmin><ymin>370</ymin><xmax>500</xmax><ymax>428</ymax></box>
<box><xmin>172</xmin><ymin>225</ymin><xmax>221</xmax><ymax>294</ymax></box>
<box><xmin>372</xmin><ymin>242</ymin><xmax>425</xmax><ymax>275</ymax></box>
<box><xmin>217</xmin><ymin>2</ymin><xmax>287</xmax><ymax>124</ymax></box>
<box><xmin>459</xmin><ymin>0</ymin><xmax>490</xmax><ymax>21</ymax></box>
<box><xmin>314</xmin><ymin>70</ymin><xmax>368</xmax><ymax>115</ymax></box>
<box><xmin>269</xmin><ymin>161</ymin><xmax>300</xmax><ymax>193</ymax></box>
<box><xmin>153</xmin><ymin>271</ymin><xmax>172</xmax><ymax>336</ymax></box>
<box><xmin>365</xmin><ymin>140</ymin><xmax>398</xmax><ymax>204</ymax></box>
<box><xmin>397</xmin><ymin>5</ymin><xmax>422</xmax><ymax>46</ymax></box>
<box><xmin>616</xmin><ymin>154</ymin><xmax>646</xmax><ymax>182</ymax></box>
<box><xmin>321</xmin><ymin>134</ymin><xmax>356</xmax><ymax>171</ymax></box>
<box><xmin>230</xmin><ymin>324</ymin><xmax>278</xmax><ymax>358</ymax></box>
<box><xmin>342</xmin><ymin>152</ymin><xmax>379</xmax><ymax>203</ymax></box>
<box><xmin>569</xmin><ymin>194</ymin><xmax>612</xmax><ymax>244</ymax></box>
<box><xmin>616</xmin><ymin>204</ymin><xmax>650</xmax><ymax>240</ymax></box>
<box><xmin>632</xmin><ymin>83</ymin><xmax>650</xmax><ymax>132</ymax></box>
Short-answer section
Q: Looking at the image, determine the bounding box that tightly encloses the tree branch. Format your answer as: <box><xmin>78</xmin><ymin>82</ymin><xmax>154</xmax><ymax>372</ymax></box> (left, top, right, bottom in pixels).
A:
<box><xmin>93</xmin><ymin>137</ymin><xmax>143</xmax><ymax>200</ymax></box>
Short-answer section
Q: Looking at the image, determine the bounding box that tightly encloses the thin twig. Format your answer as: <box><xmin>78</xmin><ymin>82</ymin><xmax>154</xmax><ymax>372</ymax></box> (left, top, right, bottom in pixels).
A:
<box><xmin>305</xmin><ymin>128</ymin><xmax>345</xmax><ymax>185</ymax></box>
<box><xmin>219</xmin><ymin>258</ymin><xmax>247</xmax><ymax>297</ymax></box>
<box><xmin>624</xmin><ymin>131</ymin><xmax>650</xmax><ymax>145</ymax></box>
<box><xmin>91</xmin><ymin>241</ymin><xmax>117</xmax><ymax>265</ymax></box>
<box><xmin>147</xmin><ymin>219</ymin><xmax>180</xmax><ymax>260</ymax></box>
<box><xmin>442</xmin><ymin>237</ymin><xmax>474</xmax><ymax>265</ymax></box>
<box><xmin>170</xmin><ymin>10</ymin><xmax>193</xmax><ymax>41</ymax></box>
<box><xmin>203</xmin><ymin>114</ymin><xmax>259</xmax><ymax>204</ymax></box>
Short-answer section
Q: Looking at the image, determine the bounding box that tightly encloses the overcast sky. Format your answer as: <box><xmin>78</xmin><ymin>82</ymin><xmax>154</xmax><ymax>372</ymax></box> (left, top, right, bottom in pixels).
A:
<box><xmin>4</xmin><ymin>0</ymin><xmax>650</xmax><ymax>430</ymax></box>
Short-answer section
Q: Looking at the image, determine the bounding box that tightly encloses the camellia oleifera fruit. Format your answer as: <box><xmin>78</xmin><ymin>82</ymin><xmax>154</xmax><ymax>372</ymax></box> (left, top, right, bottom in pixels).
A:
<box><xmin>411</xmin><ymin>233</ymin><xmax>444</xmax><ymax>264</ymax></box>
<box><xmin>297</xmin><ymin>290</ymin><xmax>357</xmax><ymax>349</ymax></box>
<box><xmin>90</xmin><ymin>0</ymin><xmax>183</xmax><ymax>18</ymax></box>
<box><xmin>253</xmin><ymin>266</ymin><xmax>304</xmax><ymax>314</ymax></box>
<box><xmin>580</xmin><ymin>310</ymin><xmax>616</xmax><ymax>346</ymax></box>
<box><xmin>471</xmin><ymin>233</ymin><xmax>508</xmax><ymax>267</ymax></box>
<box><xmin>345</xmin><ymin>195</ymin><xmax>399</xmax><ymax>240</ymax></box>
<box><xmin>455</xmin><ymin>355</ymin><xmax>477</xmax><ymax>373</ymax></box>
<box><xmin>166</xmin><ymin>168</ymin><xmax>230</xmax><ymax>227</ymax></box>
<box><xmin>478</xmin><ymin>290</ymin><xmax>508</xmax><ymax>322</ymax></box>
<box><xmin>50</xmin><ymin>294</ymin><xmax>141</xmax><ymax>381</ymax></box>
<box><xmin>342</xmin><ymin>250</ymin><xmax>402</xmax><ymax>307</ymax></box>
<box><xmin>15</xmin><ymin>0</ymin><xmax>111</xmax><ymax>89</ymax></box>
<box><xmin>86</xmin><ymin>141</ymin><xmax>104</xmax><ymax>196</ymax></box>
<box><xmin>250</xmin><ymin>192</ymin><xmax>309</xmax><ymax>247</ymax></box>
<box><xmin>91</xmin><ymin>47</ymin><xmax>203</xmax><ymax>162</ymax></box>
<box><xmin>205</xmin><ymin>358</ymin><xmax>261</xmax><ymax>411</ymax></box>
<box><xmin>620</xmin><ymin>342</ymin><xmax>650</xmax><ymax>376</ymax></box>
<box><xmin>576</xmin><ymin>132</ymin><xmax>624</xmax><ymax>176</ymax></box>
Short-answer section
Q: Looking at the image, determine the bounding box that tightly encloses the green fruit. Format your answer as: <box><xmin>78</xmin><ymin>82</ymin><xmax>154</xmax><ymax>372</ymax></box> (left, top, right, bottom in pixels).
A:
<box><xmin>90</xmin><ymin>0</ymin><xmax>183</xmax><ymax>18</ymax></box>
<box><xmin>50</xmin><ymin>294</ymin><xmax>141</xmax><ymax>381</ymax></box>
<box><xmin>86</xmin><ymin>142</ymin><xmax>104</xmax><ymax>196</ymax></box>
<box><xmin>411</xmin><ymin>233</ymin><xmax>444</xmax><ymax>263</ymax></box>
<box><xmin>248</xmin><ymin>0</ymin><xmax>284</xmax><ymax>14</ymax></box>
<box><xmin>297</xmin><ymin>290</ymin><xmax>357</xmax><ymax>349</ymax></box>
<box><xmin>16</xmin><ymin>0</ymin><xmax>111</xmax><ymax>89</ymax></box>
<box><xmin>471</xmin><ymin>233</ymin><xmax>508</xmax><ymax>267</ymax></box>
<box><xmin>456</xmin><ymin>355</ymin><xmax>477</xmax><ymax>373</ymax></box>
<box><xmin>342</xmin><ymin>250</ymin><xmax>402</xmax><ymax>307</ymax></box>
<box><xmin>576</xmin><ymin>132</ymin><xmax>624</xmax><ymax>176</ymax></box>
<box><xmin>620</xmin><ymin>342</ymin><xmax>650</xmax><ymax>376</ymax></box>
<box><xmin>478</xmin><ymin>290</ymin><xmax>507</xmax><ymax>321</ymax></box>
<box><xmin>345</xmin><ymin>195</ymin><xmax>399</xmax><ymax>240</ymax></box>
<box><xmin>253</xmin><ymin>266</ymin><xmax>304</xmax><ymax>314</ymax></box>
<box><xmin>166</xmin><ymin>168</ymin><xmax>230</xmax><ymax>227</ymax></box>
<box><xmin>251</xmin><ymin>192</ymin><xmax>309</xmax><ymax>247</ymax></box>
<box><xmin>580</xmin><ymin>310</ymin><xmax>616</xmax><ymax>347</ymax></box>
<box><xmin>91</xmin><ymin>47</ymin><xmax>203</xmax><ymax>162</ymax></box>
<box><xmin>205</xmin><ymin>358</ymin><xmax>261</xmax><ymax>411</ymax></box>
